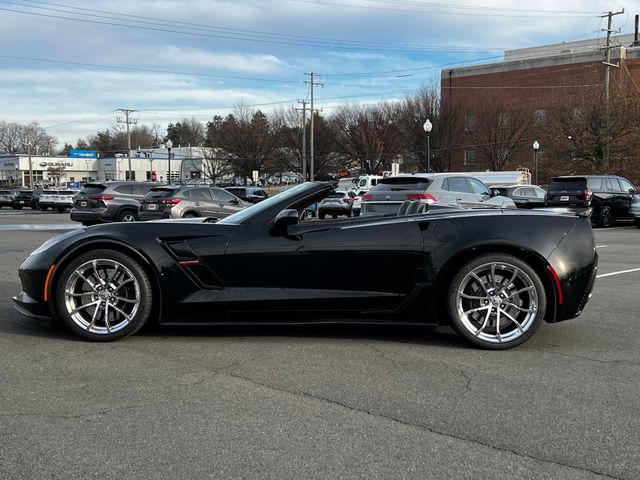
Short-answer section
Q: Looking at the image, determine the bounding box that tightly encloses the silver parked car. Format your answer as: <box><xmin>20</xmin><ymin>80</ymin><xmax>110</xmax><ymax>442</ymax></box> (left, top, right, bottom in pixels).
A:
<box><xmin>318</xmin><ymin>190</ymin><xmax>355</xmax><ymax>219</ymax></box>
<box><xmin>361</xmin><ymin>173</ymin><xmax>516</xmax><ymax>215</ymax></box>
<box><xmin>631</xmin><ymin>188</ymin><xmax>640</xmax><ymax>228</ymax></box>
<box><xmin>139</xmin><ymin>186</ymin><xmax>251</xmax><ymax>220</ymax></box>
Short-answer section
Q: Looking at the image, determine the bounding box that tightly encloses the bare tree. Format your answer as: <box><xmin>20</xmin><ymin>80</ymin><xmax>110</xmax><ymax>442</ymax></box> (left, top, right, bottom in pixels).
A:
<box><xmin>465</xmin><ymin>98</ymin><xmax>532</xmax><ymax>171</ymax></box>
<box><xmin>542</xmin><ymin>86</ymin><xmax>640</xmax><ymax>175</ymax></box>
<box><xmin>271</xmin><ymin>106</ymin><xmax>339</xmax><ymax>177</ymax></box>
<box><xmin>397</xmin><ymin>85</ymin><xmax>461</xmax><ymax>172</ymax></box>
<box><xmin>205</xmin><ymin>104</ymin><xmax>279</xmax><ymax>182</ymax></box>
<box><xmin>0</xmin><ymin>121</ymin><xmax>23</xmax><ymax>153</ymax></box>
<box><xmin>193</xmin><ymin>146</ymin><xmax>232</xmax><ymax>185</ymax></box>
<box><xmin>331</xmin><ymin>102</ymin><xmax>405</xmax><ymax>174</ymax></box>
<box><xmin>21</xmin><ymin>122</ymin><xmax>57</xmax><ymax>155</ymax></box>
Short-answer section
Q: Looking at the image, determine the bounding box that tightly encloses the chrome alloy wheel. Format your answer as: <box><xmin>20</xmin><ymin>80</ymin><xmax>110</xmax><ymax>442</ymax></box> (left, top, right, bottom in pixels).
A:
<box><xmin>63</xmin><ymin>259</ymin><xmax>140</xmax><ymax>335</ymax></box>
<box><xmin>455</xmin><ymin>262</ymin><xmax>539</xmax><ymax>344</ymax></box>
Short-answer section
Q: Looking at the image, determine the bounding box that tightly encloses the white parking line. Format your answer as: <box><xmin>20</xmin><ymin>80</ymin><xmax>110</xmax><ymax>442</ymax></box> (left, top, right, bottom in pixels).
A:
<box><xmin>596</xmin><ymin>245</ymin><xmax>608</xmax><ymax>248</ymax></box>
<box><xmin>597</xmin><ymin>268</ymin><xmax>640</xmax><ymax>279</ymax></box>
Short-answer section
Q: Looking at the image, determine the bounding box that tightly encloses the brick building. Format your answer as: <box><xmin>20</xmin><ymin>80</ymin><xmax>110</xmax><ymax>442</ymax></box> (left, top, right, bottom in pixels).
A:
<box><xmin>440</xmin><ymin>34</ymin><xmax>640</xmax><ymax>180</ymax></box>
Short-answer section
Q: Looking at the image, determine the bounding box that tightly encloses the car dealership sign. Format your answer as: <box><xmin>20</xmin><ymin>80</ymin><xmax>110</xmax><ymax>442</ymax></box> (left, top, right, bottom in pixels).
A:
<box><xmin>69</xmin><ymin>149</ymin><xmax>97</xmax><ymax>158</ymax></box>
<box><xmin>39</xmin><ymin>161</ymin><xmax>74</xmax><ymax>168</ymax></box>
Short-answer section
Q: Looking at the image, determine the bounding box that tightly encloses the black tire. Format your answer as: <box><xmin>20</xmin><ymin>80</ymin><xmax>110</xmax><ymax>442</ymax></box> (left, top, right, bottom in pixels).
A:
<box><xmin>57</xmin><ymin>207</ymin><xmax>65</xmax><ymax>213</ymax></box>
<box><xmin>595</xmin><ymin>206</ymin><xmax>614</xmax><ymax>228</ymax></box>
<box><xmin>40</xmin><ymin>206</ymin><xmax>48</xmax><ymax>211</ymax></box>
<box><xmin>182</xmin><ymin>212</ymin><xmax>197</xmax><ymax>218</ymax></box>
<box><xmin>319</xmin><ymin>212</ymin><xmax>326</xmax><ymax>220</ymax></box>
<box><xmin>446</xmin><ymin>253</ymin><xmax>546</xmax><ymax>350</ymax></box>
<box><xmin>332</xmin><ymin>214</ymin><xmax>338</xmax><ymax>219</ymax></box>
<box><xmin>635</xmin><ymin>219</ymin><xmax>640</xmax><ymax>229</ymax></box>
<box><xmin>56</xmin><ymin>249</ymin><xmax>153</xmax><ymax>341</ymax></box>
<box><xmin>354</xmin><ymin>210</ymin><xmax>360</xmax><ymax>217</ymax></box>
<box><xmin>118</xmin><ymin>210</ymin><xmax>138</xmax><ymax>222</ymax></box>
<box><xmin>346</xmin><ymin>210</ymin><xmax>352</xmax><ymax>217</ymax></box>
<box><xmin>13</xmin><ymin>206</ymin><xmax>23</xmax><ymax>210</ymax></box>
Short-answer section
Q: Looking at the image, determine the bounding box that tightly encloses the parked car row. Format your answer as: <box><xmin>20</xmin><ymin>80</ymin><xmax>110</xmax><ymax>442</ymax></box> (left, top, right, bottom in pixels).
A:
<box><xmin>0</xmin><ymin>188</ymin><xmax>77</xmax><ymax>211</ymax></box>
<box><xmin>70</xmin><ymin>181</ymin><xmax>258</xmax><ymax>225</ymax></box>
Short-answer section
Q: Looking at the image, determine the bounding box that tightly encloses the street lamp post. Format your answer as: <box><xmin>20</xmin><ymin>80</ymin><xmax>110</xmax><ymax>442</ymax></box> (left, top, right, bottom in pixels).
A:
<box><xmin>532</xmin><ymin>140</ymin><xmax>540</xmax><ymax>185</ymax></box>
<box><xmin>85</xmin><ymin>159</ymin><xmax>90</xmax><ymax>183</ymax></box>
<box><xmin>166</xmin><ymin>139</ymin><xmax>173</xmax><ymax>184</ymax></box>
<box><xmin>423</xmin><ymin>119</ymin><xmax>433</xmax><ymax>173</ymax></box>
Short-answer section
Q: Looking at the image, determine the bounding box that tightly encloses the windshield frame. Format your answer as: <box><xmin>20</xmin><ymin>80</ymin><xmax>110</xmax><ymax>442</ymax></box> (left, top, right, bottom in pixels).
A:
<box><xmin>218</xmin><ymin>182</ymin><xmax>334</xmax><ymax>225</ymax></box>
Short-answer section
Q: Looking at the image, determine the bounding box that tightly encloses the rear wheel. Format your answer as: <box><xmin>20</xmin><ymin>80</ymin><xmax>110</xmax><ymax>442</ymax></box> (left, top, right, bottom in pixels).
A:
<box><xmin>596</xmin><ymin>206</ymin><xmax>613</xmax><ymax>228</ymax></box>
<box><xmin>118</xmin><ymin>210</ymin><xmax>138</xmax><ymax>222</ymax></box>
<box><xmin>635</xmin><ymin>219</ymin><xmax>640</xmax><ymax>229</ymax></box>
<box><xmin>182</xmin><ymin>212</ymin><xmax>197</xmax><ymax>218</ymax></box>
<box><xmin>319</xmin><ymin>212</ymin><xmax>326</xmax><ymax>220</ymax></box>
<box><xmin>446</xmin><ymin>253</ymin><xmax>546</xmax><ymax>350</ymax></box>
<box><xmin>13</xmin><ymin>206</ymin><xmax>23</xmax><ymax>210</ymax></box>
<box><xmin>332</xmin><ymin>214</ymin><xmax>338</xmax><ymax>219</ymax></box>
<box><xmin>56</xmin><ymin>249</ymin><xmax>153</xmax><ymax>341</ymax></box>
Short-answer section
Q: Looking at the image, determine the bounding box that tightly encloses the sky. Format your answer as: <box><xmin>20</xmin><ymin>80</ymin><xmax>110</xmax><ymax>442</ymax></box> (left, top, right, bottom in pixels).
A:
<box><xmin>0</xmin><ymin>0</ymin><xmax>639</xmax><ymax>146</ymax></box>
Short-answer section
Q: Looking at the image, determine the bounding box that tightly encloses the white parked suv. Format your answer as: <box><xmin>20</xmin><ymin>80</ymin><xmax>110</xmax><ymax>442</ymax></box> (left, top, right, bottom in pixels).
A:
<box><xmin>351</xmin><ymin>175</ymin><xmax>383</xmax><ymax>193</ymax></box>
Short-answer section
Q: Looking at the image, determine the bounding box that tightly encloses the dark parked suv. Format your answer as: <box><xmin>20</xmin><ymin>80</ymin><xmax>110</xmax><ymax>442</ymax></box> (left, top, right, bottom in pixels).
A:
<box><xmin>225</xmin><ymin>186</ymin><xmax>268</xmax><ymax>204</ymax></box>
<box><xmin>71</xmin><ymin>181</ymin><xmax>157</xmax><ymax>225</ymax></box>
<box><xmin>546</xmin><ymin>175</ymin><xmax>635</xmax><ymax>227</ymax></box>
<box><xmin>10</xmin><ymin>189</ymin><xmax>33</xmax><ymax>209</ymax></box>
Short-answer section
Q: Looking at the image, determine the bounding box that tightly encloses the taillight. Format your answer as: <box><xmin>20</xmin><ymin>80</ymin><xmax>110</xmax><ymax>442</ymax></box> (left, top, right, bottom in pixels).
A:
<box><xmin>160</xmin><ymin>198</ymin><xmax>181</xmax><ymax>205</ymax></box>
<box><xmin>406</xmin><ymin>193</ymin><xmax>437</xmax><ymax>203</ymax></box>
<box><xmin>88</xmin><ymin>195</ymin><xmax>114</xmax><ymax>201</ymax></box>
<box><xmin>583</xmin><ymin>189</ymin><xmax>592</xmax><ymax>201</ymax></box>
<box><xmin>362</xmin><ymin>193</ymin><xmax>372</xmax><ymax>201</ymax></box>
<box><xmin>343</xmin><ymin>198</ymin><xmax>350</xmax><ymax>204</ymax></box>
<box><xmin>353</xmin><ymin>197</ymin><xmax>360</xmax><ymax>201</ymax></box>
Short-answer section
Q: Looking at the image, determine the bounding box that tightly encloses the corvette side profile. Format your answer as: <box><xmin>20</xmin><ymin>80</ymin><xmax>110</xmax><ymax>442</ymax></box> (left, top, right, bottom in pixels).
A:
<box><xmin>14</xmin><ymin>181</ymin><xmax>598</xmax><ymax>349</ymax></box>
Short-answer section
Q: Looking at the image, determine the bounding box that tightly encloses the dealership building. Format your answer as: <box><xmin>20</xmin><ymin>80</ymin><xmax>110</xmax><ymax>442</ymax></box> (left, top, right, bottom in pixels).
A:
<box><xmin>0</xmin><ymin>147</ymin><xmax>206</xmax><ymax>187</ymax></box>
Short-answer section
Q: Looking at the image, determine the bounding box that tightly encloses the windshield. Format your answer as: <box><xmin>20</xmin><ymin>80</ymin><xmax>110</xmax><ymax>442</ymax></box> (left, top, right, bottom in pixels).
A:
<box><xmin>219</xmin><ymin>183</ymin><xmax>310</xmax><ymax>224</ymax></box>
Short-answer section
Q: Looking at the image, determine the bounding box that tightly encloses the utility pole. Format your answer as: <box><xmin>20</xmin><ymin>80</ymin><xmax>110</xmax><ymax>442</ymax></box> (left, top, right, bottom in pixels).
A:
<box><xmin>117</xmin><ymin>109</ymin><xmax>137</xmax><ymax>181</ymax></box>
<box><xmin>296</xmin><ymin>100</ymin><xmax>308</xmax><ymax>181</ymax></box>
<box><xmin>601</xmin><ymin>9</ymin><xmax>624</xmax><ymax>166</ymax></box>
<box><xmin>304</xmin><ymin>72</ymin><xmax>323</xmax><ymax>181</ymax></box>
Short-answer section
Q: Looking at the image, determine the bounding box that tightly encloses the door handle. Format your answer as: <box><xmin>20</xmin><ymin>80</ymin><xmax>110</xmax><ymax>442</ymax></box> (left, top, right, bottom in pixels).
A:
<box><xmin>456</xmin><ymin>197</ymin><xmax>463</xmax><ymax>201</ymax></box>
<box><xmin>194</xmin><ymin>202</ymin><xmax>200</xmax><ymax>206</ymax></box>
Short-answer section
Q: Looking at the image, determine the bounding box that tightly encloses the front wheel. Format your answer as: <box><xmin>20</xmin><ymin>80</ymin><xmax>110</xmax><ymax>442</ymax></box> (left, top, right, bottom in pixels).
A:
<box><xmin>56</xmin><ymin>249</ymin><xmax>153</xmax><ymax>341</ymax></box>
<box><xmin>635</xmin><ymin>219</ymin><xmax>640</xmax><ymax>229</ymax></box>
<box><xmin>446</xmin><ymin>253</ymin><xmax>546</xmax><ymax>349</ymax></box>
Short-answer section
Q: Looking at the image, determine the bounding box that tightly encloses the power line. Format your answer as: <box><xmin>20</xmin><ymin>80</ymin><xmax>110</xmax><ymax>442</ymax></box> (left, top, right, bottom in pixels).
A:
<box><xmin>14</xmin><ymin>0</ymin><xmax>502</xmax><ymax>51</ymax></box>
<box><xmin>0</xmin><ymin>4</ymin><xmax>503</xmax><ymax>54</ymax></box>
<box><xmin>291</xmin><ymin>0</ymin><xmax>597</xmax><ymax>18</ymax></box>
<box><xmin>0</xmin><ymin>53</ymin><xmax>302</xmax><ymax>84</ymax></box>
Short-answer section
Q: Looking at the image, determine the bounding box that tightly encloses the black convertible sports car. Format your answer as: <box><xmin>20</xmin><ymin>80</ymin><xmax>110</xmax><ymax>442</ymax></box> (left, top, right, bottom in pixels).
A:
<box><xmin>14</xmin><ymin>182</ymin><xmax>598</xmax><ymax>349</ymax></box>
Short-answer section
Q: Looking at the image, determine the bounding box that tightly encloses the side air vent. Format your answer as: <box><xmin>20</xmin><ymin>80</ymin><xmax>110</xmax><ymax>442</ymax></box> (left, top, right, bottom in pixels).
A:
<box><xmin>163</xmin><ymin>240</ymin><xmax>224</xmax><ymax>289</ymax></box>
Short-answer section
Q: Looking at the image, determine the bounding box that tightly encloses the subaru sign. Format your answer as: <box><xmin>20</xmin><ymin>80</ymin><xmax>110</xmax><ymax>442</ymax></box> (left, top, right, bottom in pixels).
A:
<box><xmin>69</xmin><ymin>149</ymin><xmax>97</xmax><ymax>158</ymax></box>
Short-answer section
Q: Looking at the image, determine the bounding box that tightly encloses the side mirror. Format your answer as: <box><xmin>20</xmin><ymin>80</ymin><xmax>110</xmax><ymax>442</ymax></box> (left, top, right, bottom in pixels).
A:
<box><xmin>271</xmin><ymin>209</ymin><xmax>299</xmax><ymax>236</ymax></box>
<box><xmin>629</xmin><ymin>188</ymin><xmax>635</xmax><ymax>195</ymax></box>
<box><xmin>351</xmin><ymin>178</ymin><xmax>357</xmax><ymax>184</ymax></box>
<box><xmin>490</xmin><ymin>189</ymin><xmax>500</xmax><ymax>197</ymax></box>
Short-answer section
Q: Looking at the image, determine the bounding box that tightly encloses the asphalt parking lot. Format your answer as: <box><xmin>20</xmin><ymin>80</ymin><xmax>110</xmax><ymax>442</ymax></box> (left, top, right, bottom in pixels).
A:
<box><xmin>1</xmin><ymin>212</ymin><xmax>639</xmax><ymax>479</ymax></box>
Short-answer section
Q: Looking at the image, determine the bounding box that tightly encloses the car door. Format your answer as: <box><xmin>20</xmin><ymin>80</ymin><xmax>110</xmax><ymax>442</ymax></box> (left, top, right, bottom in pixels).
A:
<box><xmin>467</xmin><ymin>177</ymin><xmax>494</xmax><ymax>207</ymax></box>
<box><xmin>604</xmin><ymin>178</ymin><xmax>623</xmax><ymax>218</ymax></box>
<box><xmin>189</xmin><ymin>188</ymin><xmax>216</xmax><ymax>216</ymax></box>
<box><xmin>445</xmin><ymin>176</ymin><xmax>477</xmax><ymax>207</ymax></box>
<box><xmin>211</xmin><ymin>188</ymin><xmax>246</xmax><ymax>218</ymax></box>
<box><xmin>617</xmin><ymin>178</ymin><xmax>635</xmax><ymax>218</ymax></box>
<box><xmin>221</xmin><ymin>217</ymin><xmax>426</xmax><ymax>315</ymax></box>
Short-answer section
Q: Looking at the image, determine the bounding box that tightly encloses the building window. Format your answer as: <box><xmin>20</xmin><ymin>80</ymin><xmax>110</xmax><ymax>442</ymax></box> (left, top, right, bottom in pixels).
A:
<box><xmin>572</xmin><ymin>106</ymin><xmax>585</xmax><ymax>122</ymax></box>
<box><xmin>125</xmin><ymin>171</ymin><xmax>136</xmax><ymax>181</ymax></box>
<box><xmin>534</xmin><ymin>109</ymin><xmax>547</xmax><ymax>126</ymax></box>
<box><xmin>464</xmin><ymin>149</ymin><xmax>478</xmax><ymax>166</ymax></box>
<box><xmin>105</xmin><ymin>172</ymin><xmax>115</xmax><ymax>180</ymax></box>
<box><xmin>464</xmin><ymin>114</ymin><xmax>476</xmax><ymax>132</ymax></box>
<box><xmin>498</xmin><ymin>112</ymin><xmax>511</xmax><ymax>129</ymax></box>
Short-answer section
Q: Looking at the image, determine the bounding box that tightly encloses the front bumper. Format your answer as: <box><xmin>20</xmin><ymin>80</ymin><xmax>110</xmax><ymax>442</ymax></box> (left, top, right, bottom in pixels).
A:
<box><xmin>13</xmin><ymin>291</ymin><xmax>51</xmax><ymax>320</ymax></box>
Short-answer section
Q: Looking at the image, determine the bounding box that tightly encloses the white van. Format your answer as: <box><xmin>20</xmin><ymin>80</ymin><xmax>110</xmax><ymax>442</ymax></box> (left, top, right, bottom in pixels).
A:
<box><xmin>352</xmin><ymin>175</ymin><xmax>383</xmax><ymax>192</ymax></box>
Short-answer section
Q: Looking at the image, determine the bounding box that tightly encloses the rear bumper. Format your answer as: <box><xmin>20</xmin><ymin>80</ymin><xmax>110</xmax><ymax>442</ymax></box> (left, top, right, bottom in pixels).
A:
<box><xmin>70</xmin><ymin>208</ymin><xmax>113</xmax><ymax>223</ymax></box>
<box><xmin>139</xmin><ymin>210</ymin><xmax>171</xmax><ymax>221</ymax></box>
